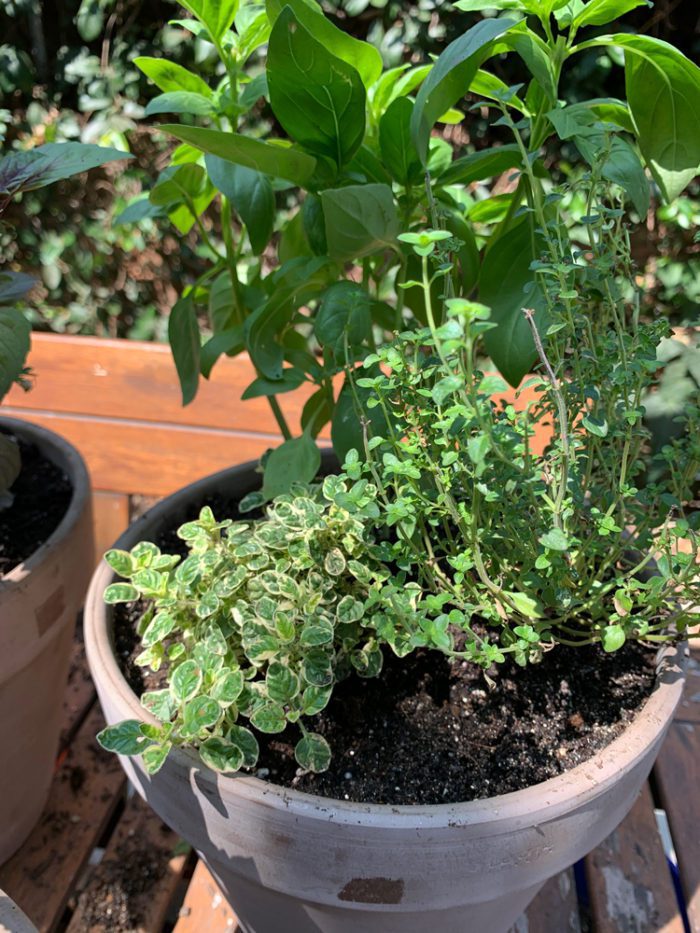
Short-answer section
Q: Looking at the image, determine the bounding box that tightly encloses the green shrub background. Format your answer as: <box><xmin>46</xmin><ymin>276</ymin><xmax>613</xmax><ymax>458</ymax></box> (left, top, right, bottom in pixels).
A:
<box><xmin>0</xmin><ymin>0</ymin><xmax>698</xmax><ymax>341</ymax></box>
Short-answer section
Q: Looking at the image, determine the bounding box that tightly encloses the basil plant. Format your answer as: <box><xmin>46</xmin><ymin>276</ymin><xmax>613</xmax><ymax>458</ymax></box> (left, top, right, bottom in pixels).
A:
<box><xmin>120</xmin><ymin>0</ymin><xmax>699</xmax><ymax>500</ymax></box>
<box><xmin>0</xmin><ymin>142</ymin><xmax>131</xmax><ymax>504</ymax></box>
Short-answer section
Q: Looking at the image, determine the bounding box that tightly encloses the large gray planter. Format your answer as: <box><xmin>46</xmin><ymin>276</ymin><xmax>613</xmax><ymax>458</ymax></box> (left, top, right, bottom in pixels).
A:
<box><xmin>0</xmin><ymin>417</ymin><xmax>93</xmax><ymax>864</ymax></box>
<box><xmin>85</xmin><ymin>459</ymin><xmax>686</xmax><ymax>933</ymax></box>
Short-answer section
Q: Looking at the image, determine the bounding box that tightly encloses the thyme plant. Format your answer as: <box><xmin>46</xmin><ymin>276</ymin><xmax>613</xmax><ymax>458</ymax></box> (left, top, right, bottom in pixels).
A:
<box><xmin>348</xmin><ymin>179</ymin><xmax>699</xmax><ymax>665</ymax></box>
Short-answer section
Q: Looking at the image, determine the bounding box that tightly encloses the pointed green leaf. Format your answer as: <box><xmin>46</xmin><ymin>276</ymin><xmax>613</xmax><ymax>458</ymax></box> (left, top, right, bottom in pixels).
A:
<box><xmin>411</xmin><ymin>18</ymin><xmax>517</xmax><ymax>163</ymax></box>
<box><xmin>0</xmin><ymin>307</ymin><xmax>30</xmax><ymax>401</ymax></box>
<box><xmin>321</xmin><ymin>184</ymin><xmax>399</xmax><ymax>262</ymax></box>
<box><xmin>205</xmin><ymin>156</ymin><xmax>275</xmax><ymax>255</ymax></box>
<box><xmin>439</xmin><ymin>145</ymin><xmax>522</xmax><ymax>187</ymax></box>
<box><xmin>572</xmin><ymin>0</ymin><xmax>650</xmax><ymax>30</ymax></box>
<box><xmin>267</xmin><ymin>8</ymin><xmax>366</xmax><ymax>168</ymax></box>
<box><xmin>160</xmin><ymin>125</ymin><xmax>317</xmax><ymax>187</ymax></box>
<box><xmin>145</xmin><ymin>92</ymin><xmax>215</xmax><ymax>117</ymax></box>
<box><xmin>262</xmin><ymin>434</ymin><xmax>321</xmax><ymax>500</ymax></box>
<box><xmin>379</xmin><ymin>97</ymin><xmax>423</xmax><ymax>187</ymax></box>
<box><xmin>576</xmin><ymin>35</ymin><xmax>700</xmax><ymax>201</ymax></box>
<box><xmin>266</xmin><ymin>0</ymin><xmax>382</xmax><ymax>88</ymax></box>
<box><xmin>135</xmin><ymin>56</ymin><xmax>213</xmax><ymax>96</ymax></box>
<box><xmin>169</xmin><ymin>296</ymin><xmax>200</xmax><ymax>406</ymax></box>
<box><xmin>177</xmin><ymin>0</ymin><xmax>239</xmax><ymax>41</ymax></box>
<box><xmin>481</xmin><ymin>217</ymin><xmax>548</xmax><ymax>387</ymax></box>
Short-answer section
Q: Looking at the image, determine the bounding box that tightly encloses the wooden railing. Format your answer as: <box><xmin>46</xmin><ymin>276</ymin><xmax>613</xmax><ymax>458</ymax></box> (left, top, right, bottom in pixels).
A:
<box><xmin>3</xmin><ymin>334</ymin><xmax>323</xmax><ymax>560</ymax></box>
<box><xmin>2</xmin><ymin>333</ymin><xmax>545</xmax><ymax>562</ymax></box>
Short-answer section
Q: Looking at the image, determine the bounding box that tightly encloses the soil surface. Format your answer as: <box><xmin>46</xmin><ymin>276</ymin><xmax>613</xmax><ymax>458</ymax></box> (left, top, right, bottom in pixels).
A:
<box><xmin>256</xmin><ymin>641</ymin><xmax>656</xmax><ymax>804</ymax></box>
<box><xmin>0</xmin><ymin>435</ymin><xmax>73</xmax><ymax>575</ymax></box>
<box><xmin>112</xmin><ymin>484</ymin><xmax>659</xmax><ymax>805</ymax></box>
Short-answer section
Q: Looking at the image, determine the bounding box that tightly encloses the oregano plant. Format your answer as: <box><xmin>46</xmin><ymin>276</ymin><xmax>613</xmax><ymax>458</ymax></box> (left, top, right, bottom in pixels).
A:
<box><xmin>98</xmin><ymin>488</ymin><xmax>388</xmax><ymax>774</ymax></box>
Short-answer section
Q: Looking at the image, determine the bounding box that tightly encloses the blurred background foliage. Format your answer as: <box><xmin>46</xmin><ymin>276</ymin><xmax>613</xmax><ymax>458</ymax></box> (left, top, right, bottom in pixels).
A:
<box><xmin>0</xmin><ymin>0</ymin><xmax>698</xmax><ymax>356</ymax></box>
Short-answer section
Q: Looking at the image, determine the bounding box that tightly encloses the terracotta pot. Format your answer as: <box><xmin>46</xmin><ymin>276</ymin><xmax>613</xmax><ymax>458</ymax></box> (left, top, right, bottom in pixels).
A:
<box><xmin>0</xmin><ymin>417</ymin><xmax>93</xmax><ymax>864</ymax></box>
<box><xmin>85</xmin><ymin>459</ymin><xmax>686</xmax><ymax>933</ymax></box>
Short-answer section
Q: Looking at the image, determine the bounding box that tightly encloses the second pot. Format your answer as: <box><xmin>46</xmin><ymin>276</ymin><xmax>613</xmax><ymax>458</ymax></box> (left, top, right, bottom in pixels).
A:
<box><xmin>0</xmin><ymin>417</ymin><xmax>93</xmax><ymax>863</ymax></box>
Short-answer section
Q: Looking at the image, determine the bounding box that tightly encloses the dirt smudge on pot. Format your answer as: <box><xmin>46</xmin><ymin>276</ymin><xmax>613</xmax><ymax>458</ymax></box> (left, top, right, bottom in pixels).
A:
<box><xmin>338</xmin><ymin>877</ymin><xmax>405</xmax><ymax>904</ymax></box>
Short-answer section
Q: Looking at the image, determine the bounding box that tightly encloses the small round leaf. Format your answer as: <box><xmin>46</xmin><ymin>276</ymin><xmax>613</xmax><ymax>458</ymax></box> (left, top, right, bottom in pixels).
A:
<box><xmin>250</xmin><ymin>702</ymin><xmax>287</xmax><ymax>734</ymax></box>
<box><xmin>104</xmin><ymin>583</ymin><xmax>139</xmax><ymax>604</ymax></box>
<box><xmin>200</xmin><ymin>737</ymin><xmax>245</xmax><ymax>773</ymax></box>
<box><xmin>228</xmin><ymin>724</ymin><xmax>260</xmax><ymax>769</ymax></box>
<box><xmin>295</xmin><ymin>733</ymin><xmax>331</xmax><ymax>773</ymax></box>
<box><xmin>96</xmin><ymin>720</ymin><xmax>149</xmax><ymax>756</ymax></box>
<box><xmin>602</xmin><ymin>625</ymin><xmax>626</xmax><ymax>653</ymax></box>
<box><xmin>171</xmin><ymin>660</ymin><xmax>202</xmax><ymax>702</ymax></box>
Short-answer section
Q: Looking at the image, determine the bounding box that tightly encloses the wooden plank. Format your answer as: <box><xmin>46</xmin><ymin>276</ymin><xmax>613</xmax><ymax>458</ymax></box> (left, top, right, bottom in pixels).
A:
<box><xmin>0</xmin><ymin>706</ymin><xmax>126</xmax><ymax>933</ymax></box>
<box><xmin>65</xmin><ymin>794</ymin><xmax>188</xmax><ymax>933</ymax></box>
<box><xmin>174</xmin><ymin>861</ymin><xmax>239</xmax><ymax>933</ymax></box>
<box><xmin>5</xmin><ymin>334</ymin><xmax>315</xmax><ymax>436</ymax></box>
<box><xmin>511</xmin><ymin>869</ymin><xmax>581</xmax><ymax>932</ymax></box>
<box><xmin>58</xmin><ymin>631</ymin><xmax>96</xmax><ymax>755</ymax></box>
<box><xmin>584</xmin><ymin>783</ymin><xmax>682</xmax><ymax>933</ymax></box>
<box><xmin>654</xmin><ymin>722</ymin><xmax>700</xmax><ymax>931</ymax></box>
<box><xmin>92</xmin><ymin>492</ymin><xmax>130</xmax><ymax>566</ymax></box>
<box><xmin>675</xmin><ymin>648</ymin><xmax>700</xmax><ymax>724</ymax></box>
<box><xmin>0</xmin><ymin>411</ymin><xmax>289</xmax><ymax>497</ymax></box>
<box><xmin>3</xmin><ymin>334</ymin><xmax>548</xmax><ymax>449</ymax></box>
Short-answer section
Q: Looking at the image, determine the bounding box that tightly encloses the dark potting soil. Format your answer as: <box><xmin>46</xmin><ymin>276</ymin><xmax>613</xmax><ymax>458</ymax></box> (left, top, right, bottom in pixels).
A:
<box><xmin>0</xmin><ymin>436</ymin><xmax>73</xmax><ymax>575</ymax></box>
<box><xmin>256</xmin><ymin>641</ymin><xmax>657</xmax><ymax>805</ymax></box>
<box><xmin>113</xmin><ymin>587</ymin><xmax>657</xmax><ymax>806</ymax></box>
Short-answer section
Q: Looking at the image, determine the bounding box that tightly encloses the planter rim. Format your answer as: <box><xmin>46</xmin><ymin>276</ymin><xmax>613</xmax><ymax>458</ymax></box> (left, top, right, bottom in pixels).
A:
<box><xmin>0</xmin><ymin>415</ymin><xmax>91</xmax><ymax>586</ymax></box>
<box><xmin>85</xmin><ymin>457</ymin><xmax>687</xmax><ymax>831</ymax></box>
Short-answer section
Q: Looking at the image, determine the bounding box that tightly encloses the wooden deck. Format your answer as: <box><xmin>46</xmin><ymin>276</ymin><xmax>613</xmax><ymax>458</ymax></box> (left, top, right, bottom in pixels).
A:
<box><xmin>0</xmin><ymin>628</ymin><xmax>697</xmax><ymax>932</ymax></box>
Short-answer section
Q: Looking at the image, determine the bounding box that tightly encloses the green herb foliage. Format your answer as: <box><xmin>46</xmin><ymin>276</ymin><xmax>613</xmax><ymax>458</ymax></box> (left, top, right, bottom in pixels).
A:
<box><xmin>0</xmin><ymin>141</ymin><xmax>131</xmax><ymax>502</ymax></box>
<box><xmin>100</xmin><ymin>172</ymin><xmax>699</xmax><ymax>777</ymax></box>
<box><xmin>99</xmin><ymin>491</ymin><xmax>387</xmax><ymax>775</ymax></box>
<box><xmin>118</xmin><ymin>0</ymin><xmax>700</xmax><ymax>499</ymax></box>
